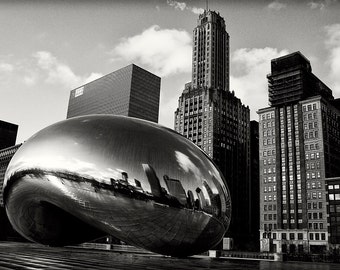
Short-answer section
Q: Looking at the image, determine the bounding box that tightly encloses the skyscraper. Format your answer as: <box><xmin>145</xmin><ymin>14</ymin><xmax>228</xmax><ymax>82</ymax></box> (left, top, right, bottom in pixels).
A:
<box><xmin>174</xmin><ymin>10</ymin><xmax>251</xmax><ymax>249</ymax></box>
<box><xmin>191</xmin><ymin>10</ymin><xmax>229</xmax><ymax>91</ymax></box>
<box><xmin>258</xmin><ymin>51</ymin><xmax>340</xmax><ymax>253</ymax></box>
<box><xmin>0</xmin><ymin>120</ymin><xmax>18</xmax><ymax>150</ymax></box>
<box><xmin>67</xmin><ymin>64</ymin><xmax>161</xmax><ymax>123</ymax></box>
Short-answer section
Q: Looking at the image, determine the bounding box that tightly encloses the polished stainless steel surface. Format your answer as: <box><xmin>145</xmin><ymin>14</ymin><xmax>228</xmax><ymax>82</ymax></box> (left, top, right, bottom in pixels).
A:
<box><xmin>3</xmin><ymin>115</ymin><xmax>231</xmax><ymax>256</ymax></box>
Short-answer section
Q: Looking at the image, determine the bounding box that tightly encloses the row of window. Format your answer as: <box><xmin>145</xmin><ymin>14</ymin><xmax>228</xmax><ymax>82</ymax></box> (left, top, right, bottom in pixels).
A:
<box><xmin>329</xmin><ymin>184</ymin><xmax>340</xmax><ymax>190</ymax></box>
<box><xmin>263</xmin><ymin>223</ymin><xmax>277</xmax><ymax>230</ymax></box>
<box><xmin>264</xmin><ymin>195</ymin><xmax>277</xmax><ymax>202</ymax></box>
<box><xmin>303</xmin><ymin>121</ymin><xmax>318</xmax><ymax>130</ymax></box>
<box><xmin>283</xmin><ymin>218</ymin><xmax>302</xmax><ymax>224</ymax></box>
<box><xmin>302</xmin><ymin>103</ymin><xmax>318</xmax><ymax>112</ymax></box>
<box><xmin>263</xmin><ymin>176</ymin><xmax>276</xmax><ymax>183</ymax></box>
<box><xmin>305</xmin><ymin>152</ymin><xmax>320</xmax><ymax>160</ymax></box>
<box><xmin>306</xmin><ymin>161</ymin><xmax>321</xmax><ymax>170</ymax></box>
<box><xmin>263</xmin><ymin>204</ymin><xmax>277</xmax><ymax>211</ymax></box>
<box><xmin>262</xmin><ymin>121</ymin><xmax>275</xmax><ymax>129</ymax></box>
<box><xmin>307</xmin><ymin>181</ymin><xmax>322</xmax><ymax>189</ymax></box>
<box><xmin>303</xmin><ymin>112</ymin><xmax>317</xmax><ymax>121</ymax></box>
<box><xmin>306</xmin><ymin>171</ymin><xmax>321</xmax><ymax>179</ymax></box>
<box><xmin>305</xmin><ymin>143</ymin><xmax>319</xmax><ymax>150</ymax></box>
<box><xmin>304</xmin><ymin>131</ymin><xmax>319</xmax><ymax>139</ymax></box>
<box><xmin>261</xmin><ymin>112</ymin><xmax>275</xmax><ymax>120</ymax></box>
<box><xmin>308</xmin><ymin>212</ymin><xmax>323</xmax><ymax>220</ymax></box>
<box><xmin>263</xmin><ymin>129</ymin><xmax>275</xmax><ymax>137</ymax></box>
<box><xmin>329</xmin><ymin>204</ymin><xmax>340</xmax><ymax>213</ymax></box>
<box><xmin>263</xmin><ymin>138</ymin><xmax>275</xmax><ymax>146</ymax></box>
<box><xmin>263</xmin><ymin>167</ymin><xmax>276</xmax><ymax>174</ymax></box>
<box><xmin>263</xmin><ymin>185</ymin><xmax>276</xmax><ymax>193</ymax></box>
<box><xmin>329</xmin><ymin>194</ymin><xmax>340</xmax><ymax>200</ymax></box>
<box><xmin>263</xmin><ymin>158</ymin><xmax>276</xmax><ymax>165</ymax></box>
<box><xmin>307</xmin><ymin>202</ymin><xmax>323</xmax><ymax>209</ymax></box>
<box><xmin>307</xmin><ymin>192</ymin><xmax>323</xmax><ymax>200</ymax></box>
<box><xmin>263</xmin><ymin>150</ymin><xmax>276</xmax><ymax>157</ymax></box>
<box><xmin>308</xmin><ymin>222</ymin><xmax>324</xmax><ymax>230</ymax></box>
<box><xmin>264</xmin><ymin>214</ymin><xmax>277</xmax><ymax>221</ymax></box>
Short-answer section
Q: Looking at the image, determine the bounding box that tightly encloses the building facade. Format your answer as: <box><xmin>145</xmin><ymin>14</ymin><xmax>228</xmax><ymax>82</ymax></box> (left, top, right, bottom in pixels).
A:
<box><xmin>258</xmin><ymin>52</ymin><xmax>340</xmax><ymax>254</ymax></box>
<box><xmin>0</xmin><ymin>144</ymin><xmax>22</xmax><ymax>206</ymax></box>
<box><xmin>67</xmin><ymin>64</ymin><xmax>161</xmax><ymax>123</ymax></box>
<box><xmin>191</xmin><ymin>10</ymin><xmax>229</xmax><ymax>91</ymax></box>
<box><xmin>0</xmin><ymin>144</ymin><xmax>23</xmax><ymax>241</ymax></box>
<box><xmin>326</xmin><ymin>177</ymin><xmax>340</xmax><ymax>248</ymax></box>
<box><xmin>174</xmin><ymin>10</ymin><xmax>252</xmax><ymax>249</ymax></box>
<box><xmin>0</xmin><ymin>120</ymin><xmax>18</xmax><ymax>150</ymax></box>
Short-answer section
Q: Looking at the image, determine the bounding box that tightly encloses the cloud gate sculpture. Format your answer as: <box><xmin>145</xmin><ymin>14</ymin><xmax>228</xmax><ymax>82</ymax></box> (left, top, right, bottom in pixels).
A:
<box><xmin>3</xmin><ymin>115</ymin><xmax>231</xmax><ymax>256</ymax></box>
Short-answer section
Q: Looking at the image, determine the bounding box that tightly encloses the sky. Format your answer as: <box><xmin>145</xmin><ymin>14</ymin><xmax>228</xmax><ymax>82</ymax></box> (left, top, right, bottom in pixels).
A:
<box><xmin>0</xmin><ymin>0</ymin><xmax>340</xmax><ymax>144</ymax></box>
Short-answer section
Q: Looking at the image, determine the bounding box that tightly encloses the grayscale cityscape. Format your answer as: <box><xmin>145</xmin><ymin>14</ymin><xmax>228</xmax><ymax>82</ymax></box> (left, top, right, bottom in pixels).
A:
<box><xmin>0</xmin><ymin>0</ymin><xmax>340</xmax><ymax>269</ymax></box>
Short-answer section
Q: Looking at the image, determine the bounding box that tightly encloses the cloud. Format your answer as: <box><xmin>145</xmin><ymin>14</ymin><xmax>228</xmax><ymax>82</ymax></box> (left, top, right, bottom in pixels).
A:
<box><xmin>325</xmin><ymin>24</ymin><xmax>340</xmax><ymax>95</ymax></box>
<box><xmin>308</xmin><ymin>0</ymin><xmax>338</xmax><ymax>10</ymax></box>
<box><xmin>308</xmin><ymin>1</ymin><xmax>325</xmax><ymax>9</ymax></box>
<box><xmin>33</xmin><ymin>51</ymin><xmax>103</xmax><ymax>89</ymax></box>
<box><xmin>230</xmin><ymin>47</ymin><xmax>289</xmax><ymax>120</ymax></box>
<box><xmin>267</xmin><ymin>1</ymin><xmax>287</xmax><ymax>11</ymax></box>
<box><xmin>112</xmin><ymin>25</ymin><xmax>192</xmax><ymax>77</ymax></box>
<box><xmin>83</xmin><ymin>72</ymin><xmax>103</xmax><ymax>84</ymax></box>
<box><xmin>167</xmin><ymin>0</ymin><xmax>204</xmax><ymax>15</ymax></box>
<box><xmin>34</xmin><ymin>51</ymin><xmax>80</xmax><ymax>88</ymax></box>
<box><xmin>23</xmin><ymin>73</ymin><xmax>38</xmax><ymax>86</ymax></box>
<box><xmin>0</xmin><ymin>62</ymin><xmax>14</xmax><ymax>72</ymax></box>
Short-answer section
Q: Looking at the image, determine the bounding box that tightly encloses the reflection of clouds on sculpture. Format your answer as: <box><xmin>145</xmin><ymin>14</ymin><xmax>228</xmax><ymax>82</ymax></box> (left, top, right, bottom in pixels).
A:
<box><xmin>175</xmin><ymin>150</ymin><xmax>203</xmax><ymax>181</ymax></box>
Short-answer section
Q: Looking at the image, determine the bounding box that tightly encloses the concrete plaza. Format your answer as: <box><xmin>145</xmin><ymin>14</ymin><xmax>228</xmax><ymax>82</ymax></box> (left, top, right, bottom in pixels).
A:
<box><xmin>0</xmin><ymin>242</ymin><xmax>338</xmax><ymax>270</ymax></box>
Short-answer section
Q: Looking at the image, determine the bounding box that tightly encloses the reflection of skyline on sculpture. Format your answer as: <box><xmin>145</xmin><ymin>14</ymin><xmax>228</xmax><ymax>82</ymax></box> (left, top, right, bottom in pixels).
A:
<box><xmin>6</xmin><ymin>118</ymin><xmax>223</xmax><ymax>200</ymax></box>
<box><xmin>3</xmin><ymin>115</ymin><xmax>231</xmax><ymax>256</ymax></box>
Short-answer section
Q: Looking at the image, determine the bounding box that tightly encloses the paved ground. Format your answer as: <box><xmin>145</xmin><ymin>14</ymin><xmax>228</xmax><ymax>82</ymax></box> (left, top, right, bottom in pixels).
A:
<box><xmin>0</xmin><ymin>242</ymin><xmax>258</xmax><ymax>270</ymax></box>
<box><xmin>0</xmin><ymin>242</ymin><xmax>338</xmax><ymax>270</ymax></box>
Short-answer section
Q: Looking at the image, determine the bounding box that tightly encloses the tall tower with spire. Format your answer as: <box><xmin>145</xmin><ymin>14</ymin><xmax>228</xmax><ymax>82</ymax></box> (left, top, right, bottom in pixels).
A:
<box><xmin>174</xmin><ymin>10</ymin><xmax>255</xmax><ymax>249</ymax></box>
<box><xmin>192</xmin><ymin>10</ymin><xmax>229</xmax><ymax>91</ymax></box>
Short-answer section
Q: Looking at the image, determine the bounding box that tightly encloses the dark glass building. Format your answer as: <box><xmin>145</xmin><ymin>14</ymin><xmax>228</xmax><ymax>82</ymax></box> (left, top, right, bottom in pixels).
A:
<box><xmin>0</xmin><ymin>120</ymin><xmax>18</xmax><ymax>150</ymax></box>
<box><xmin>67</xmin><ymin>64</ymin><xmax>161</xmax><ymax>123</ymax></box>
<box><xmin>0</xmin><ymin>144</ymin><xmax>23</xmax><ymax>241</ymax></box>
<box><xmin>258</xmin><ymin>51</ymin><xmax>340</xmax><ymax>254</ymax></box>
<box><xmin>249</xmin><ymin>120</ymin><xmax>260</xmax><ymax>250</ymax></box>
<box><xmin>0</xmin><ymin>144</ymin><xmax>22</xmax><ymax>206</ymax></box>
<box><xmin>174</xmin><ymin>10</ymin><xmax>252</xmax><ymax>250</ymax></box>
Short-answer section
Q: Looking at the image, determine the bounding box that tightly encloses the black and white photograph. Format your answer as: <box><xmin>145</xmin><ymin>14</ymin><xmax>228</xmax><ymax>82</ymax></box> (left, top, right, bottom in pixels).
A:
<box><xmin>0</xmin><ymin>0</ymin><xmax>340</xmax><ymax>269</ymax></box>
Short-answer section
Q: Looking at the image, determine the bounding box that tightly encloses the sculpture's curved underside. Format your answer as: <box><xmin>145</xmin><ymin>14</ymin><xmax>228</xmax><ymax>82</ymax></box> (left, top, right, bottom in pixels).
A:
<box><xmin>3</xmin><ymin>115</ymin><xmax>231</xmax><ymax>256</ymax></box>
